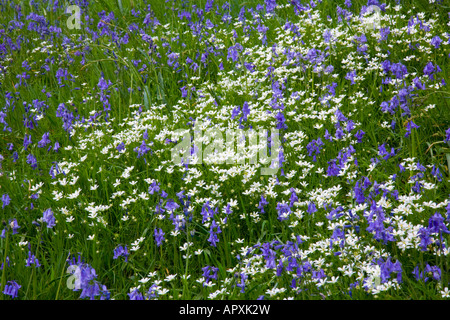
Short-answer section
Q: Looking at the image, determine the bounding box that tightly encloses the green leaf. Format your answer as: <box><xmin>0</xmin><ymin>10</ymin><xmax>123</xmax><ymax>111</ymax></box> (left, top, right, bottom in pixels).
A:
<box><xmin>157</xmin><ymin>71</ymin><xmax>167</xmax><ymax>104</ymax></box>
<box><xmin>143</xmin><ymin>88</ymin><xmax>150</xmax><ymax>110</ymax></box>
<box><xmin>446</xmin><ymin>153</ymin><xmax>450</xmax><ymax>174</ymax></box>
<box><xmin>117</xmin><ymin>0</ymin><xmax>123</xmax><ymax>14</ymax></box>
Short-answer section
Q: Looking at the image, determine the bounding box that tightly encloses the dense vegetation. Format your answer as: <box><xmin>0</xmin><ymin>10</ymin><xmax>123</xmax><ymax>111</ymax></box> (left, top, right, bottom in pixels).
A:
<box><xmin>0</xmin><ymin>0</ymin><xmax>449</xmax><ymax>300</ymax></box>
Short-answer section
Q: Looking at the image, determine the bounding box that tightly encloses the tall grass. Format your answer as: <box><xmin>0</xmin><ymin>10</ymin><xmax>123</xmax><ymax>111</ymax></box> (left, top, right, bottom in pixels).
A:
<box><xmin>0</xmin><ymin>0</ymin><xmax>449</xmax><ymax>300</ymax></box>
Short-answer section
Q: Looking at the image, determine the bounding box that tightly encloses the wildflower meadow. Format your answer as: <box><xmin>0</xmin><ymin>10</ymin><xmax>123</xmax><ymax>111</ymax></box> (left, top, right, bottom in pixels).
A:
<box><xmin>0</xmin><ymin>0</ymin><xmax>450</xmax><ymax>302</ymax></box>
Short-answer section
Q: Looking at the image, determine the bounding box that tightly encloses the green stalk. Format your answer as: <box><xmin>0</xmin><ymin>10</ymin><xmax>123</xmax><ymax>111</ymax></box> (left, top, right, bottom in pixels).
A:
<box><xmin>55</xmin><ymin>254</ymin><xmax>69</xmax><ymax>300</ymax></box>
<box><xmin>25</xmin><ymin>229</ymin><xmax>43</xmax><ymax>299</ymax></box>
<box><xmin>411</xmin><ymin>123</ymin><xmax>417</xmax><ymax>160</ymax></box>
<box><xmin>182</xmin><ymin>229</ymin><xmax>190</xmax><ymax>299</ymax></box>
<box><xmin>0</xmin><ymin>230</ymin><xmax>10</xmax><ymax>300</ymax></box>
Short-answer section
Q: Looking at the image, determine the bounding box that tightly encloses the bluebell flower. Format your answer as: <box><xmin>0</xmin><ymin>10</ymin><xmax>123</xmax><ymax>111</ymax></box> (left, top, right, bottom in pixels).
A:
<box><xmin>431</xmin><ymin>165</ymin><xmax>442</xmax><ymax>182</ymax></box>
<box><xmin>1</xmin><ymin>193</ymin><xmax>10</xmax><ymax>209</ymax></box>
<box><xmin>55</xmin><ymin>68</ymin><xmax>68</xmax><ymax>86</ymax></box>
<box><xmin>258</xmin><ymin>195</ymin><xmax>268</xmax><ymax>213</ymax></box>
<box><xmin>42</xmin><ymin>208</ymin><xmax>56</xmax><ymax>228</ymax></box>
<box><xmin>241</xmin><ymin>101</ymin><xmax>250</xmax><ymax>122</ymax></box>
<box><xmin>346</xmin><ymin>120</ymin><xmax>355</xmax><ymax>132</ymax></box>
<box><xmin>354</xmin><ymin>129</ymin><xmax>365</xmax><ymax>143</ymax></box>
<box><xmin>227</xmin><ymin>43</ymin><xmax>242</xmax><ymax>62</ymax></box>
<box><xmin>423</xmin><ymin>61</ymin><xmax>441</xmax><ymax>80</ymax></box>
<box><xmin>113</xmin><ymin>245</ymin><xmax>129</xmax><ymax>262</ymax></box>
<box><xmin>412</xmin><ymin>265</ymin><xmax>423</xmax><ymax>281</ymax></box>
<box><xmin>334</xmin><ymin>108</ymin><xmax>347</xmax><ymax>122</ymax></box>
<box><xmin>379</xmin><ymin>27</ymin><xmax>390</xmax><ymax>41</ymax></box>
<box><xmin>378</xmin><ymin>143</ymin><xmax>395</xmax><ymax>160</ymax></box>
<box><xmin>276</xmin><ymin>259</ymin><xmax>284</xmax><ymax>277</ymax></box>
<box><xmin>261</xmin><ymin>243</ymin><xmax>276</xmax><ymax>269</ymax></box>
<box><xmin>9</xmin><ymin>219</ymin><xmax>20</xmax><ymax>234</ymax></box>
<box><xmin>311</xmin><ymin>269</ymin><xmax>326</xmax><ymax>280</ymax></box>
<box><xmin>428</xmin><ymin>212</ymin><xmax>450</xmax><ymax>235</ymax></box>
<box><xmin>49</xmin><ymin>162</ymin><xmax>63</xmax><ymax>179</ymax></box>
<box><xmin>180</xmin><ymin>86</ymin><xmax>188</xmax><ymax>98</ymax></box>
<box><xmin>146</xmin><ymin>284</ymin><xmax>159</xmax><ymax>299</ymax></box>
<box><xmin>231</xmin><ymin>106</ymin><xmax>240</xmax><ymax>120</ymax></box>
<box><xmin>148</xmin><ymin>181</ymin><xmax>160</xmax><ymax>195</ymax></box>
<box><xmin>324</xmin><ymin>129</ymin><xmax>333</xmax><ymax>141</ymax></box>
<box><xmin>37</xmin><ymin>132</ymin><xmax>51</xmax><ymax>148</ymax></box>
<box><xmin>143</xmin><ymin>129</ymin><xmax>149</xmax><ymax>140</ymax></box>
<box><xmin>376</xmin><ymin>257</ymin><xmax>402</xmax><ymax>284</ymax></box>
<box><xmin>202</xmin><ymin>265</ymin><xmax>219</xmax><ymax>286</ymax></box>
<box><xmin>354</xmin><ymin>182</ymin><xmax>365</xmax><ymax>204</ymax></box>
<box><xmin>0</xmin><ymin>256</ymin><xmax>9</xmax><ymax>269</ymax></box>
<box><xmin>326</xmin><ymin>160</ymin><xmax>340</xmax><ymax>176</ymax></box>
<box><xmin>431</xmin><ymin>35</ymin><xmax>442</xmax><ymax>49</ymax></box>
<box><xmin>208</xmin><ymin>220</ymin><xmax>221</xmax><ymax>247</ymax></box>
<box><xmin>169</xmin><ymin>213</ymin><xmax>185</xmax><ymax>231</ymax></box>
<box><xmin>165</xmin><ymin>199</ymin><xmax>179</xmax><ymax>212</ymax></box>
<box><xmin>236</xmin><ymin>273</ymin><xmax>248</xmax><ymax>293</ymax></box>
<box><xmin>276</xmin><ymin>202</ymin><xmax>290</xmax><ymax>221</ymax></box>
<box><xmin>413</xmin><ymin>263</ymin><xmax>440</xmax><ymax>282</ymax></box>
<box><xmin>23</xmin><ymin>134</ymin><xmax>32</xmax><ymax>150</ymax></box>
<box><xmin>223</xmin><ymin>203</ymin><xmax>232</xmax><ymax>216</ymax></box>
<box><xmin>116</xmin><ymin>142</ymin><xmax>125</xmax><ymax>152</ymax></box>
<box><xmin>307</xmin><ymin>202</ymin><xmax>317</xmax><ymax>215</ymax></box>
<box><xmin>155</xmin><ymin>200</ymin><xmax>165</xmax><ymax>216</ymax></box>
<box><xmin>445</xmin><ymin>127</ymin><xmax>450</xmax><ymax>143</ymax></box>
<box><xmin>306</xmin><ymin>138</ymin><xmax>324</xmax><ymax>162</ymax></box>
<box><xmin>330</xmin><ymin>227</ymin><xmax>345</xmax><ymax>248</ymax></box>
<box><xmin>405</xmin><ymin>120</ymin><xmax>419</xmax><ymax>137</ymax></box>
<box><xmin>56</xmin><ymin>103</ymin><xmax>75</xmax><ymax>133</ymax></box>
<box><xmin>97</xmin><ymin>76</ymin><xmax>112</xmax><ymax>121</ymax></box>
<box><xmin>425</xmin><ymin>264</ymin><xmax>441</xmax><ymax>281</ymax></box>
<box><xmin>176</xmin><ymin>190</ymin><xmax>185</xmax><ymax>201</ymax></box>
<box><xmin>264</xmin><ymin>0</ymin><xmax>277</xmax><ymax>13</ymax></box>
<box><xmin>289</xmin><ymin>188</ymin><xmax>298</xmax><ymax>208</ymax></box>
<box><xmin>390</xmin><ymin>62</ymin><xmax>408</xmax><ymax>79</ymax></box>
<box><xmin>416</xmin><ymin>161</ymin><xmax>426</xmax><ymax>172</ymax></box>
<box><xmin>275</xmin><ymin>112</ymin><xmax>287</xmax><ymax>130</ymax></box>
<box><xmin>366</xmin><ymin>205</ymin><xmax>395</xmax><ymax>244</ymax></box>
<box><xmin>128</xmin><ymin>288</ymin><xmax>144</xmax><ymax>300</ymax></box>
<box><xmin>2</xmin><ymin>280</ymin><xmax>21</xmax><ymax>299</ymax></box>
<box><xmin>154</xmin><ymin>228</ymin><xmax>165</xmax><ymax>247</ymax></box>
<box><xmin>345</xmin><ymin>70</ymin><xmax>356</xmax><ymax>85</ymax></box>
<box><xmin>205</xmin><ymin>0</ymin><xmax>214</xmax><ymax>12</ymax></box>
<box><xmin>418</xmin><ymin>227</ymin><xmax>432</xmax><ymax>251</ymax></box>
<box><xmin>26</xmin><ymin>250</ymin><xmax>40</xmax><ymax>267</ymax></box>
<box><xmin>26</xmin><ymin>154</ymin><xmax>37</xmax><ymax>169</ymax></box>
<box><xmin>134</xmin><ymin>140</ymin><xmax>152</xmax><ymax>159</ymax></box>
<box><xmin>412</xmin><ymin>180</ymin><xmax>422</xmax><ymax>194</ymax></box>
<box><xmin>335</xmin><ymin>127</ymin><xmax>344</xmax><ymax>140</ymax></box>
<box><xmin>323</xmin><ymin>29</ymin><xmax>333</xmax><ymax>43</ymax></box>
<box><xmin>413</xmin><ymin>77</ymin><xmax>425</xmax><ymax>90</ymax></box>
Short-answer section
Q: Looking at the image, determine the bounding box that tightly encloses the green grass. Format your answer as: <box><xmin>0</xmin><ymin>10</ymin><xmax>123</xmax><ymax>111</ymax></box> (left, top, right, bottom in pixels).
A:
<box><xmin>0</xmin><ymin>0</ymin><xmax>449</xmax><ymax>300</ymax></box>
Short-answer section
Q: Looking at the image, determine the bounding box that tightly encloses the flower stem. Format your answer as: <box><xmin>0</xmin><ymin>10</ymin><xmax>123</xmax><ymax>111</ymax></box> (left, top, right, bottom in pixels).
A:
<box><xmin>0</xmin><ymin>230</ymin><xmax>10</xmax><ymax>300</ymax></box>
